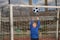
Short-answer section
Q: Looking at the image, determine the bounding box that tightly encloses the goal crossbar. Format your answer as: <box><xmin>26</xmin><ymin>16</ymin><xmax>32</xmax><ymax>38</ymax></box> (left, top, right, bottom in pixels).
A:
<box><xmin>10</xmin><ymin>4</ymin><xmax>60</xmax><ymax>8</ymax></box>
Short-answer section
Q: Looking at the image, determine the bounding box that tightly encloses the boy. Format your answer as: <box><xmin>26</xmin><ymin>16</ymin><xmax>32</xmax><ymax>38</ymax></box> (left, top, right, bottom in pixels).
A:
<box><xmin>30</xmin><ymin>17</ymin><xmax>40</xmax><ymax>40</ymax></box>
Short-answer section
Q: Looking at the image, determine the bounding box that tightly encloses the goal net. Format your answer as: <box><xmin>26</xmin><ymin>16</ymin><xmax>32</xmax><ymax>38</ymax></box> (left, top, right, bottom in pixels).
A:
<box><xmin>10</xmin><ymin>4</ymin><xmax>59</xmax><ymax>40</ymax></box>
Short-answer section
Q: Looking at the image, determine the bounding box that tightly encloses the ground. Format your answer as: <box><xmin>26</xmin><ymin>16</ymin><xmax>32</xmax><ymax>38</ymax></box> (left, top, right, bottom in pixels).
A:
<box><xmin>4</xmin><ymin>36</ymin><xmax>60</xmax><ymax>40</ymax></box>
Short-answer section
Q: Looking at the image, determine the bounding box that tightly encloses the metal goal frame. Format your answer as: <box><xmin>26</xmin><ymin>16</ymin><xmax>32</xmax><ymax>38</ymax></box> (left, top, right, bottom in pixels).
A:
<box><xmin>10</xmin><ymin>4</ymin><xmax>59</xmax><ymax>40</ymax></box>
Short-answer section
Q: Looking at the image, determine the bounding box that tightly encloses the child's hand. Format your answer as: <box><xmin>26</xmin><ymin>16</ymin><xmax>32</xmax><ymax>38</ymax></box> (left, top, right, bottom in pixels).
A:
<box><xmin>37</xmin><ymin>17</ymin><xmax>39</xmax><ymax>20</ymax></box>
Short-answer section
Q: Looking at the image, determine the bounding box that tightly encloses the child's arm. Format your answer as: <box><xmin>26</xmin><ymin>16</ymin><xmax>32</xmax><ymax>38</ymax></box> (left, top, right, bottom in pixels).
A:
<box><xmin>37</xmin><ymin>17</ymin><xmax>40</xmax><ymax>28</ymax></box>
<box><xmin>37</xmin><ymin>20</ymin><xmax>40</xmax><ymax>28</ymax></box>
<box><xmin>30</xmin><ymin>20</ymin><xmax>34</xmax><ymax>26</ymax></box>
<box><xmin>30</xmin><ymin>17</ymin><xmax>34</xmax><ymax>28</ymax></box>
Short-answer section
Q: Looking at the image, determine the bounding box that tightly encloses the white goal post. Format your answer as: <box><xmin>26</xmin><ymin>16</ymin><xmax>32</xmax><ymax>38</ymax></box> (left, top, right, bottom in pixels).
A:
<box><xmin>10</xmin><ymin>4</ymin><xmax>59</xmax><ymax>40</ymax></box>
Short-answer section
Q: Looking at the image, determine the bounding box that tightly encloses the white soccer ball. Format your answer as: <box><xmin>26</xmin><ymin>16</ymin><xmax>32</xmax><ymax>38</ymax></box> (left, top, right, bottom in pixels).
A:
<box><xmin>33</xmin><ymin>8</ymin><xmax>39</xmax><ymax>13</ymax></box>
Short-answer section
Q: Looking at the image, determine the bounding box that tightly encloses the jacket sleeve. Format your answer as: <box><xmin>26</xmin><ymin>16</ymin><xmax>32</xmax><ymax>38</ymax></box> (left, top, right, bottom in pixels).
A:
<box><xmin>37</xmin><ymin>20</ymin><xmax>40</xmax><ymax>28</ymax></box>
<box><xmin>29</xmin><ymin>20</ymin><xmax>34</xmax><ymax>28</ymax></box>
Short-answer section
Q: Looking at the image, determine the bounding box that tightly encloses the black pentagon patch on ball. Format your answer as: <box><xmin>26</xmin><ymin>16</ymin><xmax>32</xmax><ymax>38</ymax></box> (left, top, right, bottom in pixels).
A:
<box><xmin>36</xmin><ymin>8</ymin><xmax>38</xmax><ymax>9</ymax></box>
<box><xmin>33</xmin><ymin>10</ymin><xmax>35</xmax><ymax>11</ymax></box>
<box><xmin>36</xmin><ymin>11</ymin><xmax>38</xmax><ymax>12</ymax></box>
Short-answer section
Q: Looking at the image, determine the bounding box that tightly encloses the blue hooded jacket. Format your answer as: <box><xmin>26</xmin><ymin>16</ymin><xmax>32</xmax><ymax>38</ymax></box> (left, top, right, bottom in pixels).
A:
<box><xmin>30</xmin><ymin>20</ymin><xmax>40</xmax><ymax>38</ymax></box>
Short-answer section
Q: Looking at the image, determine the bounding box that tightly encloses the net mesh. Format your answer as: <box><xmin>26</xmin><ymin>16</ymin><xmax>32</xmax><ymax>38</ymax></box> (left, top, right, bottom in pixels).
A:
<box><xmin>0</xmin><ymin>5</ymin><xmax>60</xmax><ymax>40</ymax></box>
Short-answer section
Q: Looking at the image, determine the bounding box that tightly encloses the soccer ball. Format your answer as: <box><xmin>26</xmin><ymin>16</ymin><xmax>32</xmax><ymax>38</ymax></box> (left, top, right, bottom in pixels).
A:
<box><xmin>33</xmin><ymin>8</ymin><xmax>39</xmax><ymax>13</ymax></box>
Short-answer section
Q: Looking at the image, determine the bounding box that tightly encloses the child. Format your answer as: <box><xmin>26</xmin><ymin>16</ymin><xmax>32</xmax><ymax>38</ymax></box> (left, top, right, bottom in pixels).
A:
<box><xmin>30</xmin><ymin>17</ymin><xmax>40</xmax><ymax>40</ymax></box>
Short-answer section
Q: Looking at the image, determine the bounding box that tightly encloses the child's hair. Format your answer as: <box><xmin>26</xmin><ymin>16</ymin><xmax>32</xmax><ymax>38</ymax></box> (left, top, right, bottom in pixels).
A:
<box><xmin>32</xmin><ymin>21</ymin><xmax>38</xmax><ymax>27</ymax></box>
<box><xmin>33</xmin><ymin>21</ymin><xmax>38</xmax><ymax>24</ymax></box>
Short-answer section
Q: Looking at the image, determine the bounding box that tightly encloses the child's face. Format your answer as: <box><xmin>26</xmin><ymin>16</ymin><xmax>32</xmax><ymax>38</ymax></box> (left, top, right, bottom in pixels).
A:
<box><xmin>32</xmin><ymin>22</ymin><xmax>37</xmax><ymax>28</ymax></box>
